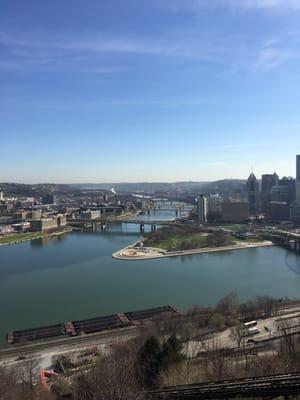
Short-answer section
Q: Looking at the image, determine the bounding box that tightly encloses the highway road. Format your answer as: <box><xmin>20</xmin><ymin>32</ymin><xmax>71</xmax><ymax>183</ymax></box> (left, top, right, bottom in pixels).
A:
<box><xmin>184</xmin><ymin>309</ymin><xmax>300</xmax><ymax>358</ymax></box>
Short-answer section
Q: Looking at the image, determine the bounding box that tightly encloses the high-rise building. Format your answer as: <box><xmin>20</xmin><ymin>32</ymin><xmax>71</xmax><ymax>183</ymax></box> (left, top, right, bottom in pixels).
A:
<box><xmin>247</xmin><ymin>173</ymin><xmax>259</xmax><ymax>216</ymax></box>
<box><xmin>296</xmin><ymin>155</ymin><xmax>300</xmax><ymax>202</ymax></box>
<box><xmin>221</xmin><ymin>201</ymin><xmax>249</xmax><ymax>222</ymax></box>
<box><xmin>270</xmin><ymin>185</ymin><xmax>289</xmax><ymax>203</ymax></box>
<box><xmin>42</xmin><ymin>194</ymin><xmax>56</xmax><ymax>205</ymax></box>
<box><xmin>267</xmin><ymin>202</ymin><xmax>290</xmax><ymax>222</ymax></box>
<box><xmin>207</xmin><ymin>194</ymin><xmax>223</xmax><ymax>214</ymax></box>
<box><xmin>197</xmin><ymin>195</ymin><xmax>208</xmax><ymax>223</ymax></box>
<box><xmin>261</xmin><ymin>172</ymin><xmax>279</xmax><ymax>213</ymax></box>
<box><xmin>290</xmin><ymin>202</ymin><xmax>300</xmax><ymax>225</ymax></box>
<box><xmin>278</xmin><ymin>177</ymin><xmax>296</xmax><ymax>204</ymax></box>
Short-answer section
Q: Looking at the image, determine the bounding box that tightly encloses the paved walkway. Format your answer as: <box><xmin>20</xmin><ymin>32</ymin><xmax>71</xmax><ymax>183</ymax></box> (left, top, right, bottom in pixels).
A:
<box><xmin>113</xmin><ymin>241</ymin><xmax>274</xmax><ymax>261</ymax></box>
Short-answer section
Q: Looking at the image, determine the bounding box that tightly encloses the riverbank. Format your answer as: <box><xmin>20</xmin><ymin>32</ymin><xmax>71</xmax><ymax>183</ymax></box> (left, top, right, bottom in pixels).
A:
<box><xmin>115</xmin><ymin>209</ymin><xmax>144</xmax><ymax>220</ymax></box>
<box><xmin>0</xmin><ymin>227</ymin><xmax>72</xmax><ymax>246</ymax></box>
<box><xmin>113</xmin><ymin>240</ymin><xmax>274</xmax><ymax>260</ymax></box>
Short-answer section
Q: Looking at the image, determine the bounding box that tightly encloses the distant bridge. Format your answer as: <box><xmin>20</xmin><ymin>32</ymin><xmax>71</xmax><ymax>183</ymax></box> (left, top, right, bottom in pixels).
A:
<box><xmin>264</xmin><ymin>229</ymin><xmax>300</xmax><ymax>254</ymax></box>
<box><xmin>146</xmin><ymin>372</ymin><xmax>300</xmax><ymax>399</ymax></box>
<box><xmin>266</xmin><ymin>229</ymin><xmax>300</xmax><ymax>240</ymax></box>
<box><xmin>68</xmin><ymin>218</ymin><xmax>178</xmax><ymax>225</ymax></box>
<box><xmin>67</xmin><ymin>217</ymin><xmax>187</xmax><ymax>232</ymax></box>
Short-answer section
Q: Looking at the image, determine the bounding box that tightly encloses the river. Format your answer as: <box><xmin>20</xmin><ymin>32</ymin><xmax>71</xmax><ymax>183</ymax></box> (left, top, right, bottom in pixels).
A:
<box><xmin>0</xmin><ymin>205</ymin><xmax>300</xmax><ymax>343</ymax></box>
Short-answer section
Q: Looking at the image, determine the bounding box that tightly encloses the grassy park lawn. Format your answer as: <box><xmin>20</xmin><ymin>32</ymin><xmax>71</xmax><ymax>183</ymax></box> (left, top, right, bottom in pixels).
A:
<box><xmin>143</xmin><ymin>233</ymin><xmax>208</xmax><ymax>251</ymax></box>
<box><xmin>0</xmin><ymin>232</ymin><xmax>43</xmax><ymax>245</ymax></box>
<box><xmin>215</xmin><ymin>224</ymin><xmax>248</xmax><ymax>232</ymax></box>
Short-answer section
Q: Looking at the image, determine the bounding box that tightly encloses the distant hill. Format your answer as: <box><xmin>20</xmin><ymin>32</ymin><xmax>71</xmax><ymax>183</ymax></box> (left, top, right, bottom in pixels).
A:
<box><xmin>0</xmin><ymin>180</ymin><xmax>247</xmax><ymax>197</ymax></box>
<box><xmin>197</xmin><ymin>179</ymin><xmax>246</xmax><ymax>195</ymax></box>
<box><xmin>69</xmin><ymin>179</ymin><xmax>246</xmax><ymax>195</ymax></box>
<box><xmin>69</xmin><ymin>182</ymin><xmax>174</xmax><ymax>192</ymax></box>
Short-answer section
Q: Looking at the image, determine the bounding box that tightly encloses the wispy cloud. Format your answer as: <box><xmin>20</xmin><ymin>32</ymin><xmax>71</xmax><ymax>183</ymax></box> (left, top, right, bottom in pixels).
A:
<box><xmin>199</xmin><ymin>141</ymin><xmax>286</xmax><ymax>152</ymax></box>
<box><xmin>0</xmin><ymin>29</ymin><xmax>297</xmax><ymax>75</ymax></box>
<box><xmin>227</xmin><ymin>0</ymin><xmax>300</xmax><ymax>10</ymax></box>
<box><xmin>160</xmin><ymin>0</ymin><xmax>300</xmax><ymax>11</ymax></box>
<box><xmin>0</xmin><ymin>97</ymin><xmax>215</xmax><ymax>111</ymax></box>
<box><xmin>0</xmin><ymin>30</ymin><xmax>219</xmax><ymax>62</ymax></box>
<box><xmin>1</xmin><ymin>3</ymin><xmax>300</xmax><ymax>77</ymax></box>
<box><xmin>252</xmin><ymin>47</ymin><xmax>298</xmax><ymax>71</ymax></box>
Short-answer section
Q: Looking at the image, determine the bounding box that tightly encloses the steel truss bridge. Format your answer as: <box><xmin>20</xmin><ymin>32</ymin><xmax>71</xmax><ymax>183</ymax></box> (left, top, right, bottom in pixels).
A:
<box><xmin>146</xmin><ymin>372</ymin><xmax>300</xmax><ymax>399</ymax></box>
<box><xmin>264</xmin><ymin>229</ymin><xmax>300</xmax><ymax>255</ymax></box>
<box><xmin>68</xmin><ymin>218</ymin><xmax>177</xmax><ymax>225</ymax></box>
<box><xmin>67</xmin><ymin>217</ymin><xmax>186</xmax><ymax>232</ymax></box>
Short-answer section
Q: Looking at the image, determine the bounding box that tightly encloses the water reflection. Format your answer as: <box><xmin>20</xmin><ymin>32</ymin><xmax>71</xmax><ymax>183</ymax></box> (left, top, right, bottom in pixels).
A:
<box><xmin>30</xmin><ymin>234</ymin><xmax>67</xmax><ymax>248</ymax></box>
<box><xmin>285</xmin><ymin>251</ymin><xmax>300</xmax><ymax>275</ymax></box>
<box><xmin>0</xmin><ymin>231</ymin><xmax>139</xmax><ymax>278</ymax></box>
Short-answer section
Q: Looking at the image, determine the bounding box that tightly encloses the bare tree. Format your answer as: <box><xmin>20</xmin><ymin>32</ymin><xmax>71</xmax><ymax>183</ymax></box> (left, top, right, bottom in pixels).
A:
<box><xmin>197</xmin><ymin>336</ymin><xmax>229</xmax><ymax>382</ymax></box>
<box><xmin>0</xmin><ymin>360</ymin><xmax>56</xmax><ymax>400</ymax></box>
<box><xmin>71</xmin><ymin>340</ymin><xmax>142</xmax><ymax>400</ymax></box>
<box><xmin>278</xmin><ymin>317</ymin><xmax>300</xmax><ymax>365</ymax></box>
<box><xmin>216</xmin><ymin>292</ymin><xmax>239</xmax><ymax>316</ymax></box>
<box><xmin>0</xmin><ymin>366</ymin><xmax>19</xmax><ymax>400</ymax></box>
<box><xmin>256</xmin><ymin>295</ymin><xmax>275</xmax><ymax>318</ymax></box>
<box><xmin>230</xmin><ymin>324</ymin><xmax>247</xmax><ymax>349</ymax></box>
<box><xmin>15</xmin><ymin>356</ymin><xmax>39</xmax><ymax>400</ymax></box>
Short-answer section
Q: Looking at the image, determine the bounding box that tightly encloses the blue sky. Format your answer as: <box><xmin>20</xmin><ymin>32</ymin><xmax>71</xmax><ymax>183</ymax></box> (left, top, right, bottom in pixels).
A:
<box><xmin>1</xmin><ymin>0</ymin><xmax>300</xmax><ymax>183</ymax></box>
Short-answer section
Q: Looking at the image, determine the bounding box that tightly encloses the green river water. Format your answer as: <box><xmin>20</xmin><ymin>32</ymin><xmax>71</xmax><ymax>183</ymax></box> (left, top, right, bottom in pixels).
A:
<box><xmin>0</xmin><ymin>208</ymin><xmax>299</xmax><ymax>343</ymax></box>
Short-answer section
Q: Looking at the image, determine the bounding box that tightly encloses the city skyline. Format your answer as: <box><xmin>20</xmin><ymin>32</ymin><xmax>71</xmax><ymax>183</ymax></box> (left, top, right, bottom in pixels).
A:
<box><xmin>1</xmin><ymin>0</ymin><xmax>300</xmax><ymax>182</ymax></box>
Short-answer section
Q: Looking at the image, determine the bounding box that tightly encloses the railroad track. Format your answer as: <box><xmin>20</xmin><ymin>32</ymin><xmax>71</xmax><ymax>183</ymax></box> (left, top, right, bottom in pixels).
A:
<box><xmin>146</xmin><ymin>372</ymin><xmax>300</xmax><ymax>399</ymax></box>
<box><xmin>0</xmin><ymin>326</ymin><xmax>139</xmax><ymax>360</ymax></box>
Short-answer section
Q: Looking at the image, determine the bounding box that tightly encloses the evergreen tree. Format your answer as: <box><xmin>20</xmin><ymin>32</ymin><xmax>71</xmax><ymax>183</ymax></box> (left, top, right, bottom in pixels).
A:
<box><xmin>160</xmin><ymin>335</ymin><xmax>183</xmax><ymax>369</ymax></box>
<box><xmin>136</xmin><ymin>336</ymin><xmax>162</xmax><ymax>387</ymax></box>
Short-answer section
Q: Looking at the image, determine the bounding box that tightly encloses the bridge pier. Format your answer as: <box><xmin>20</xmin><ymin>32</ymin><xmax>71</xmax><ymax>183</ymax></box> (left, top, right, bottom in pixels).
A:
<box><xmin>151</xmin><ymin>224</ymin><xmax>156</xmax><ymax>233</ymax></box>
<box><xmin>140</xmin><ymin>223</ymin><xmax>145</xmax><ymax>233</ymax></box>
<box><xmin>101</xmin><ymin>222</ymin><xmax>107</xmax><ymax>232</ymax></box>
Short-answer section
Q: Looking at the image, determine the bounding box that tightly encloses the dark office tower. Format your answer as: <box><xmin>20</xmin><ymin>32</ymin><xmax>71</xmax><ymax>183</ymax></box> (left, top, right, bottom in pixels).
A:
<box><xmin>247</xmin><ymin>173</ymin><xmax>259</xmax><ymax>216</ymax></box>
<box><xmin>297</xmin><ymin>155</ymin><xmax>300</xmax><ymax>202</ymax></box>
<box><xmin>261</xmin><ymin>172</ymin><xmax>279</xmax><ymax>213</ymax></box>
<box><xmin>42</xmin><ymin>194</ymin><xmax>56</xmax><ymax>205</ymax></box>
<box><xmin>278</xmin><ymin>177</ymin><xmax>296</xmax><ymax>204</ymax></box>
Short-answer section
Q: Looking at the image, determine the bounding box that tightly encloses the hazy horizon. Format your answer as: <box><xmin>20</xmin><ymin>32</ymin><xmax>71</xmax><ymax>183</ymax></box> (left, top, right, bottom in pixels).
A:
<box><xmin>0</xmin><ymin>176</ymin><xmax>295</xmax><ymax>186</ymax></box>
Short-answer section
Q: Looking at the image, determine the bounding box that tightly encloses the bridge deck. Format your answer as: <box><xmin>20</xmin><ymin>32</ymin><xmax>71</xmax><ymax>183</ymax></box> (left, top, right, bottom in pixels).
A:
<box><xmin>68</xmin><ymin>218</ymin><xmax>180</xmax><ymax>225</ymax></box>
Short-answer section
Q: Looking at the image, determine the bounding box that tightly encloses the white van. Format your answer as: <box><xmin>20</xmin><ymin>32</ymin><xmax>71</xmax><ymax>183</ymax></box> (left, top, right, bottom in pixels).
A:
<box><xmin>248</xmin><ymin>327</ymin><xmax>261</xmax><ymax>335</ymax></box>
